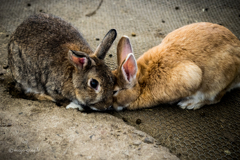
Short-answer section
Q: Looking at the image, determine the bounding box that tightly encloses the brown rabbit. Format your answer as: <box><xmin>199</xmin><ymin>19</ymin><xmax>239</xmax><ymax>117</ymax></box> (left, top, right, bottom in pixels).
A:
<box><xmin>8</xmin><ymin>13</ymin><xmax>117</xmax><ymax>111</ymax></box>
<box><xmin>113</xmin><ymin>22</ymin><xmax>240</xmax><ymax>111</ymax></box>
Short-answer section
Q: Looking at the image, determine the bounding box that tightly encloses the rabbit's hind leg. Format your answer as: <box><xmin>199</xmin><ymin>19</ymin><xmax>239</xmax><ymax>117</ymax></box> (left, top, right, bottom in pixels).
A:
<box><xmin>178</xmin><ymin>88</ymin><xmax>228</xmax><ymax>110</ymax></box>
<box><xmin>177</xmin><ymin>91</ymin><xmax>207</xmax><ymax>110</ymax></box>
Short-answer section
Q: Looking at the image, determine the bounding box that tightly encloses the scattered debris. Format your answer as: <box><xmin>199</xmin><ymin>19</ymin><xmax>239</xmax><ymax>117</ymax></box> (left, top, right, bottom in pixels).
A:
<box><xmin>224</xmin><ymin>150</ymin><xmax>231</xmax><ymax>155</ymax></box>
<box><xmin>131</xmin><ymin>32</ymin><xmax>136</xmax><ymax>37</ymax></box>
<box><xmin>200</xmin><ymin>112</ymin><xmax>205</xmax><ymax>117</ymax></box>
<box><xmin>86</xmin><ymin>0</ymin><xmax>103</xmax><ymax>17</ymax></box>
<box><xmin>3</xmin><ymin>64</ymin><xmax>8</xmax><ymax>69</ymax></box>
<box><xmin>133</xmin><ymin>140</ymin><xmax>142</xmax><ymax>146</ymax></box>
<box><xmin>223</xmin><ymin>131</ymin><xmax>236</xmax><ymax>142</ymax></box>
<box><xmin>0</xmin><ymin>123</ymin><xmax>12</xmax><ymax>127</ymax></box>
<box><xmin>202</xmin><ymin>8</ymin><xmax>208</xmax><ymax>12</ymax></box>
<box><xmin>143</xmin><ymin>137</ymin><xmax>154</xmax><ymax>144</ymax></box>
<box><xmin>122</xmin><ymin>117</ymin><xmax>128</xmax><ymax>122</ymax></box>
<box><xmin>154</xmin><ymin>29</ymin><xmax>165</xmax><ymax>38</ymax></box>
<box><xmin>0</xmin><ymin>67</ymin><xmax>6</xmax><ymax>75</ymax></box>
<box><xmin>136</xmin><ymin>119</ymin><xmax>141</xmax><ymax>125</ymax></box>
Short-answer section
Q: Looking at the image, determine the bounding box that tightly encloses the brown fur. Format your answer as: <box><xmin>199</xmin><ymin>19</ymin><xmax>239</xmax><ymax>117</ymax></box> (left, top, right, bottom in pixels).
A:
<box><xmin>8</xmin><ymin>13</ymin><xmax>117</xmax><ymax>111</ymax></box>
<box><xmin>113</xmin><ymin>22</ymin><xmax>240</xmax><ymax>110</ymax></box>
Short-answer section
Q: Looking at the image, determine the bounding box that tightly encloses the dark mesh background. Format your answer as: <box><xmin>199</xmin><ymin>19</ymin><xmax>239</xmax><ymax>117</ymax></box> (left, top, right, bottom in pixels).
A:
<box><xmin>0</xmin><ymin>0</ymin><xmax>240</xmax><ymax>159</ymax></box>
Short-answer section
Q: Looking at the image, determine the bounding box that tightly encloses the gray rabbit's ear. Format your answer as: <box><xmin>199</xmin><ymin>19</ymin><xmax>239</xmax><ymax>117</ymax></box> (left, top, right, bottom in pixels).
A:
<box><xmin>94</xmin><ymin>29</ymin><xmax>117</xmax><ymax>59</ymax></box>
<box><xmin>68</xmin><ymin>50</ymin><xmax>91</xmax><ymax>70</ymax></box>
<box><xmin>117</xmin><ymin>36</ymin><xmax>133</xmax><ymax>66</ymax></box>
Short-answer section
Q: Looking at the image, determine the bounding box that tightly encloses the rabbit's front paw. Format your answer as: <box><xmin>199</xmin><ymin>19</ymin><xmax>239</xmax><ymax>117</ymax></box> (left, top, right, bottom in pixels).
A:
<box><xmin>66</xmin><ymin>102</ymin><xmax>84</xmax><ymax>111</ymax></box>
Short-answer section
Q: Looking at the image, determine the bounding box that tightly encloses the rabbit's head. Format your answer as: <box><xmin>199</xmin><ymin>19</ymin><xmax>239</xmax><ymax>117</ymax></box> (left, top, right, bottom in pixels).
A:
<box><xmin>69</xmin><ymin>29</ymin><xmax>117</xmax><ymax>111</ymax></box>
<box><xmin>112</xmin><ymin>36</ymin><xmax>140</xmax><ymax>111</ymax></box>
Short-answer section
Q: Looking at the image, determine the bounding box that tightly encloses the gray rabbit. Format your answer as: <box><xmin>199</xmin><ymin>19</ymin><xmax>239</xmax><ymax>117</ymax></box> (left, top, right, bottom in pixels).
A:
<box><xmin>8</xmin><ymin>13</ymin><xmax>116</xmax><ymax>111</ymax></box>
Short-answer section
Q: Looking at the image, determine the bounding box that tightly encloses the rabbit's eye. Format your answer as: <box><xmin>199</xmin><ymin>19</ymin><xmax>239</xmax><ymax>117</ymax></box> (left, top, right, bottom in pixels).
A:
<box><xmin>113</xmin><ymin>90</ymin><xmax>118</xmax><ymax>95</ymax></box>
<box><xmin>113</xmin><ymin>89</ymin><xmax>120</xmax><ymax>96</ymax></box>
<box><xmin>90</xmin><ymin>79</ymin><xmax>99</xmax><ymax>89</ymax></box>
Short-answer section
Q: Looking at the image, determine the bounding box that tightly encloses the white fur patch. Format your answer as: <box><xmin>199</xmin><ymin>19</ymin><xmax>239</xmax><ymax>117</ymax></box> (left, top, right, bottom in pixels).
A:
<box><xmin>25</xmin><ymin>87</ymin><xmax>40</xmax><ymax>94</ymax></box>
<box><xmin>116</xmin><ymin>106</ymin><xmax>124</xmax><ymax>111</ymax></box>
<box><xmin>178</xmin><ymin>91</ymin><xmax>209</xmax><ymax>110</ymax></box>
<box><xmin>74</xmin><ymin>97</ymin><xmax>86</xmax><ymax>106</ymax></box>
<box><xmin>234</xmin><ymin>83</ymin><xmax>240</xmax><ymax>88</ymax></box>
<box><xmin>90</xmin><ymin>107</ymin><xmax>100</xmax><ymax>111</ymax></box>
<box><xmin>66</xmin><ymin>102</ymin><xmax>84</xmax><ymax>111</ymax></box>
<box><xmin>228</xmin><ymin>82</ymin><xmax>240</xmax><ymax>91</ymax></box>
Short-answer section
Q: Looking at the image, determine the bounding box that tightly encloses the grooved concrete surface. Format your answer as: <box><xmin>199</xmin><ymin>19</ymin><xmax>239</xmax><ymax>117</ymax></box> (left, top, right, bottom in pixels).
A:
<box><xmin>0</xmin><ymin>0</ymin><xmax>240</xmax><ymax>159</ymax></box>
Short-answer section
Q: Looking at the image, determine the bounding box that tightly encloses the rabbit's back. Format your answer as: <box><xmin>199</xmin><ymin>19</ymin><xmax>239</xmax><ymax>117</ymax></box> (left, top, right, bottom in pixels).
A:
<box><xmin>10</xmin><ymin>13</ymin><xmax>93</xmax><ymax>56</ymax></box>
<box><xmin>140</xmin><ymin>22</ymin><xmax>240</xmax><ymax>108</ymax></box>
<box><xmin>148</xmin><ymin>23</ymin><xmax>240</xmax><ymax>84</ymax></box>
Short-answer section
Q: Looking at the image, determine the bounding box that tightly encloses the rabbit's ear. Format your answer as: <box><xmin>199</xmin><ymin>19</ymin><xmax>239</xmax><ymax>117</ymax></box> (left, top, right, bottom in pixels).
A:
<box><xmin>68</xmin><ymin>50</ymin><xmax>91</xmax><ymax>70</ymax></box>
<box><xmin>121</xmin><ymin>53</ymin><xmax>137</xmax><ymax>83</ymax></box>
<box><xmin>94</xmin><ymin>29</ymin><xmax>117</xmax><ymax>59</ymax></box>
<box><xmin>117</xmin><ymin>36</ymin><xmax>133</xmax><ymax>66</ymax></box>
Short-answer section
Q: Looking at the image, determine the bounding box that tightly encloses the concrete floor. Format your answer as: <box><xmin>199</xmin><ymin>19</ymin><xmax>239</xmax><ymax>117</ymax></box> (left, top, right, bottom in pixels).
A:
<box><xmin>0</xmin><ymin>0</ymin><xmax>240</xmax><ymax>159</ymax></box>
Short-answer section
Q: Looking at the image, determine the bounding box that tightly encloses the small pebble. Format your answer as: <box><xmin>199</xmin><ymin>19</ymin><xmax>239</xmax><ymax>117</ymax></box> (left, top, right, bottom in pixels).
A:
<box><xmin>3</xmin><ymin>64</ymin><xmax>9</xmax><ymax>69</ymax></box>
<box><xmin>95</xmin><ymin>38</ymin><xmax>100</xmax><ymax>41</ymax></box>
<box><xmin>6</xmin><ymin>35</ymin><xmax>9</xmax><ymax>37</ymax></box>
<box><xmin>134</xmin><ymin>130</ymin><xmax>145</xmax><ymax>137</ymax></box>
<box><xmin>202</xmin><ymin>8</ymin><xmax>208</xmax><ymax>12</ymax></box>
<box><xmin>175</xmin><ymin>6</ymin><xmax>179</xmax><ymax>10</ymax></box>
<box><xmin>177</xmin><ymin>153</ymin><xmax>181</xmax><ymax>157</ymax></box>
<box><xmin>224</xmin><ymin>150</ymin><xmax>231</xmax><ymax>155</ymax></box>
<box><xmin>0</xmin><ymin>68</ymin><xmax>6</xmax><ymax>75</ymax></box>
<box><xmin>39</xmin><ymin>9</ymin><xmax>43</xmax><ymax>12</ymax></box>
<box><xmin>162</xmin><ymin>20</ymin><xmax>165</xmax><ymax>23</ymax></box>
<box><xmin>27</xmin><ymin>3</ymin><xmax>31</xmax><ymax>7</ymax></box>
<box><xmin>200</xmin><ymin>112</ymin><xmax>205</xmax><ymax>117</ymax></box>
<box><xmin>109</xmin><ymin>54</ymin><xmax>113</xmax><ymax>58</ymax></box>
<box><xmin>143</xmin><ymin>137</ymin><xmax>154</xmax><ymax>144</ymax></box>
<box><xmin>133</xmin><ymin>140</ymin><xmax>142</xmax><ymax>146</ymax></box>
<box><xmin>131</xmin><ymin>32</ymin><xmax>136</xmax><ymax>37</ymax></box>
<box><xmin>122</xmin><ymin>117</ymin><xmax>128</xmax><ymax>122</ymax></box>
<box><xmin>136</xmin><ymin>119</ymin><xmax>141</xmax><ymax>124</ymax></box>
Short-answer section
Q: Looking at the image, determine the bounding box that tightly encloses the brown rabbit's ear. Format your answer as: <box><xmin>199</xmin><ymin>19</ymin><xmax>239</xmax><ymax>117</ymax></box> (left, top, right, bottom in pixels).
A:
<box><xmin>94</xmin><ymin>29</ymin><xmax>117</xmax><ymax>59</ymax></box>
<box><xmin>117</xmin><ymin>36</ymin><xmax>133</xmax><ymax>66</ymax></box>
<box><xmin>121</xmin><ymin>53</ymin><xmax>137</xmax><ymax>83</ymax></box>
<box><xmin>68</xmin><ymin>50</ymin><xmax>91</xmax><ymax>70</ymax></box>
